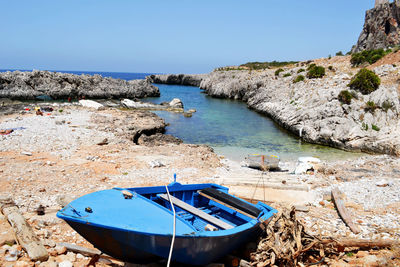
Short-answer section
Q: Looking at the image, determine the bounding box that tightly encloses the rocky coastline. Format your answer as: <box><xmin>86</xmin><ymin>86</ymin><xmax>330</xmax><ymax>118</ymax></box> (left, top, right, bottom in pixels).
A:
<box><xmin>198</xmin><ymin>56</ymin><xmax>400</xmax><ymax>155</ymax></box>
<box><xmin>0</xmin><ymin>70</ymin><xmax>159</xmax><ymax>100</ymax></box>
<box><xmin>147</xmin><ymin>73</ymin><xmax>206</xmax><ymax>87</ymax></box>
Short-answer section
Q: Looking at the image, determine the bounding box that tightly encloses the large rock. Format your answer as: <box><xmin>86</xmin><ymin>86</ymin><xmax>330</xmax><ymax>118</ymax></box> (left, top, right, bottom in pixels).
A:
<box><xmin>353</xmin><ymin>1</ymin><xmax>400</xmax><ymax>52</ymax></box>
<box><xmin>147</xmin><ymin>74</ymin><xmax>207</xmax><ymax>87</ymax></box>
<box><xmin>0</xmin><ymin>70</ymin><xmax>160</xmax><ymax>100</ymax></box>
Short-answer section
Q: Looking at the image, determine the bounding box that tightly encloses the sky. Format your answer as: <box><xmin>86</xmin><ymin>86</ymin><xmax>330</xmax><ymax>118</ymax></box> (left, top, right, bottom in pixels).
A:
<box><xmin>0</xmin><ymin>0</ymin><xmax>373</xmax><ymax>74</ymax></box>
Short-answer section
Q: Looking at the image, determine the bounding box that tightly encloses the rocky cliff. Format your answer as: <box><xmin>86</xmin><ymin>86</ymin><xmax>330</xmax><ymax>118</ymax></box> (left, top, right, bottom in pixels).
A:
<box><xmin>148</xmin><ymin>74</ymin><xmax>207</xmax><ymax>87</ymax></box>
<box><xmin>0</xmin><ymin>70</ymin><xmax>160</xmax><ymax>100</ymax></box>
<box><xmin>353</xmin><ymin>1</ymin><xmax>400</xmax><ymax>52</ymax></box>
<box><xmin>200</xmin><ymin>57</ymin><xmax>400</xmax><ymax>155</ymax></box>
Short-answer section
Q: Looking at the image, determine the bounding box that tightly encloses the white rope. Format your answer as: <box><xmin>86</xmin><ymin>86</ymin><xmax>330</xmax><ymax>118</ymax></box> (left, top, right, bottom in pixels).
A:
<box><xmin>165</xmin><ymin>185</ymin><xmax>176</xmax><ymax>267</ymax></box>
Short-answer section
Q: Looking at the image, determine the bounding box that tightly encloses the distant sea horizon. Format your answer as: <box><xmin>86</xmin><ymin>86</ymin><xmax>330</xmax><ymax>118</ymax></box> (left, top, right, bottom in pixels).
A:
<box><xmin>0</xmin><ymin>69</ymin><xmax>159</xmax><ymax>81</ymax></box>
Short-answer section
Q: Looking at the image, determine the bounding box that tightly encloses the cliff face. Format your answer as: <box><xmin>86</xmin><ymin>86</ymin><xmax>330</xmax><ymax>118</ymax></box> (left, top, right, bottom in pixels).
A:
<box><xmin>0</xmin><ymin>70</ymin><xmax>160</xmax><ymax>100</ymax></box>
<box><xmin>353</xmin><ymin>1</ymin><xmax>400</xmax><ymax>52</ymax></box>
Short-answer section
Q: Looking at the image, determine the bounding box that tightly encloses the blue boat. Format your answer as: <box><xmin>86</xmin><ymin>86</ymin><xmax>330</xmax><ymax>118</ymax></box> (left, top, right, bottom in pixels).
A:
<box><xmin>57</xmin><ymin>182</ymin><xmax>277</xmax><ymax>265</ymax></box>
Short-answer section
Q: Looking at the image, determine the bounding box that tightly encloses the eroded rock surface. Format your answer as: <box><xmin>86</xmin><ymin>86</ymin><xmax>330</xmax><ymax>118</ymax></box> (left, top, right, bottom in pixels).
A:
<box><xmin>0</xmin><ymin>70</ymin><xmax>160</xmax><ymax>100</ymax></box>
<box><xmin>200</xmin><ymin>58</ymin><xmax>400</xmax><ymax>155</ymax></box>
<box><xmin>353</xmin><ymin>1</ymin><xmax>400</xmax><ymax>52</ymax></box>
<box><xmin>148</xmin><ymin>74</ymin><xmax>207</xmax><ymax>87</ymax></box>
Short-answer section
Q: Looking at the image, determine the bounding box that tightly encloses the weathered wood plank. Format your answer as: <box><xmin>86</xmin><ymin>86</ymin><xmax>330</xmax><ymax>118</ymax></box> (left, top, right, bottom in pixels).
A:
<box><xmin>198</xmin><ymin>191</ymin><xmax>257</xmax><ymax>219</ymax></box>
<box><xmin>0</xmin><ymin>195</ymin><xmax>49</xmax><ymax>261</ymax></box>
<box><xmin>159</xmin><ymin>194</ymin><xmax>234</xmax><ymax>230</ymax></box>
<box><xmin>331</xmin><ymin>188</ymin><xmax>361</xmax><ymax>234</ymax></box>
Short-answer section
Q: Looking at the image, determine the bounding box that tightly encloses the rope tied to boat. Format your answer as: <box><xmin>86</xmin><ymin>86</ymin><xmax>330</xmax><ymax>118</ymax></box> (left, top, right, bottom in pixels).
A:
<box><xmin>165</xmin><ymin>185</ymin><xmax>176</xmax><ymax>267</ymax></box>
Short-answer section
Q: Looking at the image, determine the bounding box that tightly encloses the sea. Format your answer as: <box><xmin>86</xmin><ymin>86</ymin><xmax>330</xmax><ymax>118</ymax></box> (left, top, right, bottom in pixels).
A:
<box><xmin>1</xmin><ymin>69</ymin><xmax>363</xmax><ymax>162</ymax></box>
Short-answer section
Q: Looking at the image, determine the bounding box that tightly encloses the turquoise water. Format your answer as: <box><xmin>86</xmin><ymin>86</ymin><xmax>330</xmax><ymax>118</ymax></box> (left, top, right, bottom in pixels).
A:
<box><xmin>146</xmin><ymin>84</ymin><xmax>364</xmax><ymax>162</ymax></box>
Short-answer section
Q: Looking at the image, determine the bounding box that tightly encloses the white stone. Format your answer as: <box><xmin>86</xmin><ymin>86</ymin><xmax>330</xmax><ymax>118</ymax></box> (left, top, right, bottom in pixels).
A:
<box><xmin>59</xmin><ymin>261</ymin><xmax>73</xmax><ymax>267</ymax></box>
<box><xmin>78</xmin><ymin>100</ymin><xmax>104</xmax><ymax>110</ymax></box>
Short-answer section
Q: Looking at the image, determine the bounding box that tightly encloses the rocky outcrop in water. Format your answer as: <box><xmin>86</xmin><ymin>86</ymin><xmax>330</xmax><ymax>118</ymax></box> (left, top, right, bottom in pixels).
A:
<box><xmin>0</xmin><ymin>70</ymin><xmax>160</xmax><ymax>100</ymax></box>
<box><xmin>200</xmin><ymin>62</ymin><xmax>400</xmax><ymax>155</ymax></box>
<box><xmin>353</xmin><ymin>1</ymin><xmax>400</xmax><ymax>52</ymax></box>
<box><xmin>147</xmin><ymin>74</ymin><xmax>207</xmax><ymax>87</ymax></box>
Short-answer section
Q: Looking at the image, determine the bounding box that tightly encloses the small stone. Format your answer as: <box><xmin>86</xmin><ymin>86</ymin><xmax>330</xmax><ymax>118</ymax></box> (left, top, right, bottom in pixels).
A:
<box><xmin>21</xmin><ymin>151</ymin><xmax>33</xmax><ymax>156</ymax></box>
<box><xmin>76</xmin><ymin>253</ymin><xmax>84</xmax><ymax>259</ymax></box>
<box><xmin>59</xmin><ymin>260</ymin><xmax>73</xmax><ymax>267</ymax></box>
<box><xmin>14</xmin><ymin>261</ymin><xmax>30</xmax><ymax>267</ymax></box>
<box><xmin>43</xmin><ymin>239</ymin><xmax>56</xmax><ymax>248</ymax></box>
<box><xmin>5</xmin><ymin>254</ymin><xmax>18</xmax><ymax>261</ymax></box>
<box><xmin>55</xmin><ymin>245</ymin><xmax>67</xmax><ymax>255</ymax></box>
<box><xmin>294</xmin><ymin>205</ymin><xmax>310</xmax><ymax>212</ymax></box>
<box><xmin>319</xmin><ymin>200</ymin><xmax>326</xmax><ymax>206</ymax></box>
<box><xmin>356</xmin><ymin>250</ymin><xmax>369</xmax><ymax>258</ymax></box>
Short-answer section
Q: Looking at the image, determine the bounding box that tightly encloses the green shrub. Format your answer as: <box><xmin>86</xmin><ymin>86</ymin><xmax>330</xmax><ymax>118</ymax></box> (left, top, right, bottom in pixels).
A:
<box><xmin>338</xmin><ymin>90</ymin><xmax>353</xmax><ymax>104</ymax></box>
<box><xmin>365</xmin><ymin>101</ymin><xmax>378</xmax><ymax>112</ymax></box>
<box><xmin>297</xmin><ymin>68</ymin><xmax>305</xmax><ymax>73</ymax></box>
<box><xmin>362</xmin><ymin>122</ymin><xmax>368</xmax><ymax>131</ymax></box>
<box><xmin>307</xmin><ymin>63</ymin><xmax>316</xmax><ymax>71</ymax></box>
<box><xmin>293</xmin><ymin>75</ymin><xmax>305</xmax><ymax>83</ymax></box>
<box><xmin>336</xmin><ymin>51</ymin><xmax>344</xmax><ymax>56</ymax></box>
<box><xmin>307</xmin><ymin>65</ymin><xmax>326</xmax><ymax>79</ymax></box>
<box><xmin>350</xmin><ymin>49</ymin><xmax>391</xmax><ymax>66</ymax></box>
<box><xmin>382</xmin><ymin>100</ymin><xmax>394</xmax><ymax>112</ymax></box>
<box><xmin>275</xmin><ymin>68</ymin><xmax>284</xmax><ymax>76</ymax></box>
<box><xmin>240</xmin><ymin>61</ymin><xmax>298</xmax><ymax>70</ymax></box>
<box><xmin>372</xmin><ymin>124</ymin><xmax>380</xmax><ymax>131</ymax></box>
<box><xmin>348</xmin><ymin>69</ymin><xmax>380</xmax><ymax>94</ymax></box>
<box><xmin>283</xmin><ymin>73</ymin><xmax>291</xmax><ymax>77</ymax></box>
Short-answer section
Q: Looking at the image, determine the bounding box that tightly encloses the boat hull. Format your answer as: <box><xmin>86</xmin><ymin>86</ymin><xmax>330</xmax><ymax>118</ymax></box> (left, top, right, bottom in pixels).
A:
<box><xmin>67</xmin><ymin>220</ymin><xmax>262</xmax><ymax>265</ymax></box>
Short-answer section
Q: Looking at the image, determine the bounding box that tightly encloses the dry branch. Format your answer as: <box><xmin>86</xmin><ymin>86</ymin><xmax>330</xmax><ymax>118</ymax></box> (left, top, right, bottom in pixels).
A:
<box><xmin>331</xmin><ymin>187</ymin><xmax>361</xmax><ymax>234</ymax></box>
<box><xmin>0</xmin><ymin>195</ymin><xmax>49</xmax><ymax>261</ymax></box>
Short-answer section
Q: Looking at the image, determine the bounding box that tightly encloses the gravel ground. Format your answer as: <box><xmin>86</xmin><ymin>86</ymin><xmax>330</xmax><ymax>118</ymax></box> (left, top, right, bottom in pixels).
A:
<box><xmin>0</xmin><ymin>103</ymin><xmax>399</xmax><ymax>266</ymax></box>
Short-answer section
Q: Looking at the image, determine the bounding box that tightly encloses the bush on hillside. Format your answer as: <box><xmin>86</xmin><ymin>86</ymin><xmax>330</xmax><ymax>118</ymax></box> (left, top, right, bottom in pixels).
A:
<box><xmin>297</xmin><ymin>68</ymin><xmax>305</xmax><ymax>73</ymax></box>
<box><xmin>350</xmin><ymin>49</ymin><xmax>391</xmax><ymax>66</ymax></box>
<box><xmin>338</xmin><ymin>90</ymin><xmax>353</xmax><ymax>105</ymax></box>
<box><xmin>283</xmin><ymin>73</ymin><xmax>291</xmax><ymax>77</ymax></box>
<box><xmin>348</xmin><ymin>68</ymin><xmax>380</xmax><ymax>94</ymax></box>
<box><xmin>275</xmin><ymin>68</ymin><xmax>284</xmax><ymax>76</ymax></box>
<box><xmin>336</xmin><ymin>51</ymin><xmax>344</xmax><ymax>56</ymax></box>
<box><xmin>293</xmin><ymin>75</ymin><xmax>305</xmax><ymax>83</ymax></box>
<box><xmin>306</xmin><ymin>65</ymin><xmax>325</xmax><ymax>79</ymax></box>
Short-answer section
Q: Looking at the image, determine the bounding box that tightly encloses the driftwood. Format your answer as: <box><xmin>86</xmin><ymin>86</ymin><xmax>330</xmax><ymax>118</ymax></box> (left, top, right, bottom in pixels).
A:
<box><xmin>250</xmin><ymin>207</ymin><xmax>398</xmax><ymax>266</ymax></box>
<box><xmin>0</xmin><ymin>195</ymin><xmax>49</xmax><ymax>261</ymax></box>
<box><xmin>331</xmin><ymin>187</ymin><xmax>361</xmax><ymax>234</ymax></box>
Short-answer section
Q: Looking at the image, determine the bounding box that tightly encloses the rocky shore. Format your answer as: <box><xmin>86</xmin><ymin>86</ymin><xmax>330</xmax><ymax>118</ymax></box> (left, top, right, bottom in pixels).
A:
<box><xmin>0</xmin><ymin>103</ymin><xmax>399</xmax><ymax>266</ymax></box>
<box><xmin>198</xmin><ymin>55</ymin><xmax>400</xmax><ymax>155</ymax></box>
<box><xmin>0</xmin><ymin>70</ymin><xmax>159</xmax><ymax>100</ymax></box>
<box><xmin>148</xmin><ymin>73</ymin><xmax>206</xmax><ymax>87</ymax></box>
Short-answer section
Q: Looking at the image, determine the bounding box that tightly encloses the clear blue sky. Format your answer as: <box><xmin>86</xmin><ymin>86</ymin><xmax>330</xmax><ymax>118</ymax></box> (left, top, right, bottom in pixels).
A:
<box><xmin>0</xmin><ymin>0</ymin><xmax>373</xmax><ymax>74</ymax></box>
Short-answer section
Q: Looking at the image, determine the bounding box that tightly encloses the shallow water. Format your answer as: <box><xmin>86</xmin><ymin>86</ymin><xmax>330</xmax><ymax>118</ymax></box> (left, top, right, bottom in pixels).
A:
<box><xmin>0</xmin><ymin>69</ymin><xmax>364</xmax><ymax>162</ymax></box>
<box><xmin>146</xmin><ymin>84</ymin><xmax>364</xmax><ymax>162</ymax></box>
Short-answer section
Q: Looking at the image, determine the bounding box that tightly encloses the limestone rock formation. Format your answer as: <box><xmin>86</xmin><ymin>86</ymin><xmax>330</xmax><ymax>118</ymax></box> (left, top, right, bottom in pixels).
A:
<box><xmin>147</xmin><ymin>74</ymin><xmax>207</xmax><ymax>87</ymax></box>
<box><xmin>353</xmin><ymin>1</ymin><xmax>400</xmax><ymax>52</ymax></box>
<box><xmin>0</xmin><ymin>70</ymin><xmax>160</xmax><ymax>100</ymax></box>
<box><xmin>200</xmin><ymin>64</ymin><xmax>400</xmax><ymax>155</ymax></box>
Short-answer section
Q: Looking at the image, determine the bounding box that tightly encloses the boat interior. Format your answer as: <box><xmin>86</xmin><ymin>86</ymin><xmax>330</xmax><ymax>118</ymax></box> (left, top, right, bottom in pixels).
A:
<box><xmin>127</xmin><ymin>183</ymin><xmax>268</xmax><ymax>233</ymax></box>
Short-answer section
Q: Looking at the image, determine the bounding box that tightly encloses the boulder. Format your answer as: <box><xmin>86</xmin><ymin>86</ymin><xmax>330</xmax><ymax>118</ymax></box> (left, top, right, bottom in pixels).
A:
<box><xmin>78</xmin><ymin>100</ymin><xmax>103</xmax><ymax>110</ymax></box>
<box><xmin>169</xmin><ymin>98</ymin><xmax>183</xmax><ymax>109</ymax></box>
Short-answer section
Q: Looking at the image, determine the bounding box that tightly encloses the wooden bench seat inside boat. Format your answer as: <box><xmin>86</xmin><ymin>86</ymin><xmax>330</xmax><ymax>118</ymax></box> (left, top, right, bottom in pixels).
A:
<box><xmin>198</xmin><ymin>187</ymin><xmax>261</xmax><ymax>219</ymax></box>
<box><xmin>159</xmin><ymin>194</ymin><xmax>234</xmax><ymax>230</ymax></box>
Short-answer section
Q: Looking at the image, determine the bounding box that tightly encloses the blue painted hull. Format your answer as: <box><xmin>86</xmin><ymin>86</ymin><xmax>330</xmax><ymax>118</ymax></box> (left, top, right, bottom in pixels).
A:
<box><xmin>57</xmin><ymin>183</ymin><xmax>277</xmax><ymax>265</ymax></box>
<box><xmin>66</xmin><ymin>220</ymin><xmax>262</xmax><ymax>265</ymax></box>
